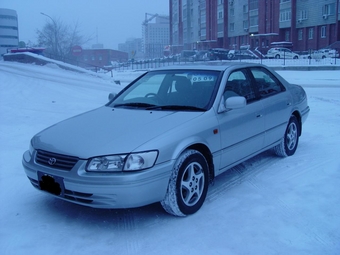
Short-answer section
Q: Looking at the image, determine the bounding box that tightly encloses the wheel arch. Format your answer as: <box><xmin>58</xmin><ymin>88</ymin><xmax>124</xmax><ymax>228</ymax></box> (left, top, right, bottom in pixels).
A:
<box><xmin>292</xmin><ymin>110</ymin><xmax>302</xmax><ymax>136</ymax></box>
<box><xmin>187</xmin><ymin>143</ymin><xmax>215</xmax><ymax>183</ymax></box>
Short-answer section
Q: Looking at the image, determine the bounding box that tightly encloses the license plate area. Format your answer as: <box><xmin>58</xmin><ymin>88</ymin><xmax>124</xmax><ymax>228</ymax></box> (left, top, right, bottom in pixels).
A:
<box><xmin>38</xmin><ymin>172</ymin><xmax>65</xmax><ymax>196</ymax></box>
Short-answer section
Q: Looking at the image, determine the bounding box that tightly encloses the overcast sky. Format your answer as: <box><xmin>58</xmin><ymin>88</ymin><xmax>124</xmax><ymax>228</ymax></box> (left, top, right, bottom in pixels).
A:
<box><xmin>2</xmin><ymin>0</ymin><xmax>169</xmax><ymax>50</ymax></box>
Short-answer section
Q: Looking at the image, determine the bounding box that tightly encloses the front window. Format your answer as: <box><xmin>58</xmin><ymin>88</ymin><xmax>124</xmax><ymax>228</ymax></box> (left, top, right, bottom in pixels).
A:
<box><xmin>224</xmin><ymin>69</ymin><xmax>256</xmax><ymax>103</ymax></box>
<box><xmin>109</xmin><ymin>70</ymin><xmax>221</xmax><ymax>111</ymax></box>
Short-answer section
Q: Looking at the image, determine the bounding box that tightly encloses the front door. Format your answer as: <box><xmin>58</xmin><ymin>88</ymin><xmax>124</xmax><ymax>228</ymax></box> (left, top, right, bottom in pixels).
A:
<box><xmin>217</xmin><ymin>69</ymin><xmax>265</xmax><ymax>172</ymax></box>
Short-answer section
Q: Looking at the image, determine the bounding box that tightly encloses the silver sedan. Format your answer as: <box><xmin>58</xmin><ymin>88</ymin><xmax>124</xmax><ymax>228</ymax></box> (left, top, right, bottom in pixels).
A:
<box><xmin>22</xmin><ymin>62</ymin><xmax>310</xmax><ymax>216</ymax></box>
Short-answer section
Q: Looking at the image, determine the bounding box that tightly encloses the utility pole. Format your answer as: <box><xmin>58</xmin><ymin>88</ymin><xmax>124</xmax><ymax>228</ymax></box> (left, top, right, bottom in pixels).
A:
<box><xmin>40</xmin><ymin>12</ymin><xmax>58</xmax><ymax>59</ymax></box>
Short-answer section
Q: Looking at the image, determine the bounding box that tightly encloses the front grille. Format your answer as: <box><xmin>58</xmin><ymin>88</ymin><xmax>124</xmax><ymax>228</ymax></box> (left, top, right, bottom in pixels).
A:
<box><xmin>35</xmin><ymin>150</ymin><xmax>79</xmax><ymax>170</ymax></box>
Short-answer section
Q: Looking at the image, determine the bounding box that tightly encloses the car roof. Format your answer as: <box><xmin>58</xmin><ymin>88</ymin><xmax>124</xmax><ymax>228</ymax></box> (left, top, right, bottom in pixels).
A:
<box><xmin>153</xmin><ymin>62</ymin><xmax>265</xmax><ymax>72</ymax></box>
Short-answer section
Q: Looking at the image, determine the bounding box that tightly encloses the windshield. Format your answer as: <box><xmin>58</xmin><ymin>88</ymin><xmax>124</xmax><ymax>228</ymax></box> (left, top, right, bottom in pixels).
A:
<box><xmin>108</xmin><ymin>70</ymin><xmax>221</xmax><ymax>111</ymax></box>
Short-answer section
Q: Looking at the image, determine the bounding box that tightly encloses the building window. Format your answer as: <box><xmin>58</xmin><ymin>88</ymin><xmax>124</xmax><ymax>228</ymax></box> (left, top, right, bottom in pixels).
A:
<box><xmin>323</xmin><ymin>3</ymin><xmax>335</xmax><ymax>15</ymax></box>
<box><xmin>308</xmin><ymin>28</ymin><xmax>314</xmax><ymax>39</ymax></box>
<box><xmin>321</xmin><ymin>26</ymin><xmax>326</xmax><ymax>38</ymax></box>
<box><xmin>280</xmin><ymin>10</ymin><xmax>291</xmax><ymax>22</ymax></box>
<box><xmin>298</xmin><ymin>29</ymin><xmax>303</xmax><ymax>40</ymax></box>
<box><xmin>285</xmin><ymin>31</ymin><xmax>290</xmax><ymax>41</ymax></box>
<box><xmin>0</xmin><ymin>15</ymin><xmax>18</xmax><ymax>21</ymax></box>
<box><xmin>243</xmin><ymin>4</ymin><xmax>248</xmax><ymax>13</ymax></box>
<box><xmin>249</xmin><ymin>0</ymin><xmax>258</xmax><ymax>10</ymax></box>
<box><xmin>230</xmin><ymin>8</ymin><xmax>234</xmax><ymax>16</ymax></box>
<box><xmin>299</xmin><ymin>10</ymin><xmax>308</xmax><ymax>20</ymax></box>
<box><xmin>230</xmin><ymin>23</ymin><xmax>235</xmax><ymax>32</ymax></box>
<box><xmin>218</xmin><ymin>11</ymin><xmax>223</xmax><ymax>19</ymax></box>
<box><xmin>280</xmin><ymin>0</ymin><xmax>290</xmax><ymax>2</ymax></box>
<box><xmin>0</xmin><ymin>35</ymin><xmax>18</xmax><ymax>39</ymax></box>
<box><xmin>250</xmin><ymin>16</ymin><xmax>258</xmax><ymax>27</ymax></box>
<box><xmin>243</xmin><ymin>20</ymin><xmax>249</xmax><ymax>29</ymax></box>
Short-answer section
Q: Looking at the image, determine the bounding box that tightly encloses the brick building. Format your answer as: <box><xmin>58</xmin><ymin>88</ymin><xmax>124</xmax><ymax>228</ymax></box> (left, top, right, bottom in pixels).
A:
<box><xmin>169</xmin><ymin>0</ymin><xmax>340</xmax><ymax>54</ymax></box>
<box><xmin>70</xmin><ymin>48</ymin><xmax>128</xmax><ymax>69</ymax></box>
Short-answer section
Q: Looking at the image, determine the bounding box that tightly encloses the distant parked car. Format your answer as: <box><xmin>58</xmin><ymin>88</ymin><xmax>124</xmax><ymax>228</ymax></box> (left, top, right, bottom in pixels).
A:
<box><xmin>180</xmin><ymin>50</ymin><xmax>198</xmax><ymax>61</ymax></box>
<box><xmin>192</xmin><ymin>50</ymin><xmax>209</xmax><ymax>61</ymax></box>
<box><xmin>305</xmin><ymin>49</ymin><xmax>340</xmax><ymax>59</ymax></box>
<box><xmin>22</xmin><ymin>62</ymin><xmax>310</xmax><ymax>216</ymax></box>
<box><xmin>207</xmin><ymin>48</ymin><xmax>230</xmax><ymax>60</ymax></box>
<box><xmin>228</xmin><ymin>50</ymin><xmax>259</xmax><ymax>60</ymax></box>
<box><xmin>265</xmin><ymin>48</ymin><xmax>299</xmax><ymax>59</ymax></box>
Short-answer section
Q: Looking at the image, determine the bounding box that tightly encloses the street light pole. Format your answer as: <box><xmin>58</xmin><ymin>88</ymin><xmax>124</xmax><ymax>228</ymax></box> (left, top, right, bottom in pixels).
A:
<box><xmin>40</xmin><ymin>12</ymin><xmax>58</xmax><ymax>59</ymax></box>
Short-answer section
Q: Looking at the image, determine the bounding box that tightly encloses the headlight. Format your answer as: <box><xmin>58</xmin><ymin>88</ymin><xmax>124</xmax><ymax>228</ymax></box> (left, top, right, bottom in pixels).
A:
<box><xmin>124</xmin><ymin>151</ymin><xmax>158</xmax><ymax>171</ymax></box>
<box><xmin>86</xmin><ymin>151</ymin><xmax>158</xmax><ymax>172</ymax></box>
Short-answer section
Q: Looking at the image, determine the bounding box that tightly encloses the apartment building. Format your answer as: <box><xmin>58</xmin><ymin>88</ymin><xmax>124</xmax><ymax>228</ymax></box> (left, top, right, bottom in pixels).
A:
<box><xmin>169</xmin><ymin>0</ymin><xmax>340</xmax><ymax>54</ymax></box>
<box><xmin>0</xmin><ymin>8</ymin><xmax>19</xmax><ymax>56</ymax></box>
<box><xmin>142</xmin><ymin>14</ymin><xmax>170</xmax><ymax>58</ymax></box>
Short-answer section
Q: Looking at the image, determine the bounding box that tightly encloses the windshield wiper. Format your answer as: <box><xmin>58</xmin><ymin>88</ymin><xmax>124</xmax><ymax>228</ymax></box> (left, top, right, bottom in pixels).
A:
<box><xmin>113</xmin><ymin>102</ymin><xmax>156</xmax><ymax>108</ymax></box>
<box><xmin>146</xmin><ymin>105</ymin><xmax>206</xmax><ymax>111</ymax></box>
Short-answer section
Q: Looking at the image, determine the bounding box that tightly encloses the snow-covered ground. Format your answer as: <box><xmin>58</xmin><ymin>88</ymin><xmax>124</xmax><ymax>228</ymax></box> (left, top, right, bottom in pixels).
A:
<box><xmin>0</xmin><ymin>60</ymin><xmax>340</xmax><ymax>255</ymax></box>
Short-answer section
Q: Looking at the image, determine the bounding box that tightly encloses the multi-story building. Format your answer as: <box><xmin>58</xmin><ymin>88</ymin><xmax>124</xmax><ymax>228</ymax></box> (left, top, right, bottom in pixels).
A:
<box><xmin>142</xmin><ymin>14</ymin><xmax>170</xmax><ymax>58</ymax></box>
<box><xmin>118</xmin><ymin>38</ymin><xmax>143</xmax><ymax>60</ymax></box>
<box><xmin>0</xmin><ymin>8</ymin><xmax>19</xmax><ymax>56</ymax></box>
<box><xmin>170</xmin><ymin>0</ymin><xmax>340</xmax><ymax>54</ymax></box>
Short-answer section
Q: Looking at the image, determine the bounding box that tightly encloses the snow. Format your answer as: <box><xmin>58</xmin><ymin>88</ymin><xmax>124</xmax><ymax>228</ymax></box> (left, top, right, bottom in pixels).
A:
<box><xmin>0</xmin><ymin>60</ymin><xmax>340</xmax><ymax>255</ymax></box>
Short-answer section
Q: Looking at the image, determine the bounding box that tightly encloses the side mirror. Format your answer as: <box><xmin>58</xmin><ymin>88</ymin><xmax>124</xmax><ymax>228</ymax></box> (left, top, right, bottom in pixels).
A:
<box><xmin>108</xmin><ymin>92</ymin><xmax>117</xmax><ymax>101</ymax></box>
<box><xmin>218</xmin><ymin>96</ymin><xmax>246</xmax><ymax>113</ymax></box>
<box><xmin>225</xmin><ymin>96</ymin><xmax>246</xmax><ymax>109</ymax></box>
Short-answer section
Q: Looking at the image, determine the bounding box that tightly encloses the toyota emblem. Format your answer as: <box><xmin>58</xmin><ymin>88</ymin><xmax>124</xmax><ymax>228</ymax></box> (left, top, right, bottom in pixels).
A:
<box><xmin>48</xmin><ymin>157</ymin><xmax>57</xmax><ymax>165</ymax></box>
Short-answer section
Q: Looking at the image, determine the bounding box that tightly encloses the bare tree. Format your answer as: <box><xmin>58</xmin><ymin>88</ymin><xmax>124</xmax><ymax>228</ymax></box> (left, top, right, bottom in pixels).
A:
<box><xmin>37</xmin><ymin>16</ymin><xmax>91</xmax><ymax>61</ymax></box>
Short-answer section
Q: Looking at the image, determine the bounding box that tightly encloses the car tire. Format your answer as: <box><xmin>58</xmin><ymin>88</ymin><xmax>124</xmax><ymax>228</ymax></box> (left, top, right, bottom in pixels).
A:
<box><xmin>275</xmin><ymin>54</ymin><xmax>280</xmax><ymax>59</ymax></box>
<box><xmin>273</xmin><ymin>115</ymin><xmax>300</xmax><ymax>157</ymax></box>
<box><xmin>293</xmin><ymin>56</ymin><xmax>299</xmax><ymax>59</ymax></box>
<box><xmin>161</xmin><ymin>149</ymin><xmax>209</xmax><ymax>216</ymax></box>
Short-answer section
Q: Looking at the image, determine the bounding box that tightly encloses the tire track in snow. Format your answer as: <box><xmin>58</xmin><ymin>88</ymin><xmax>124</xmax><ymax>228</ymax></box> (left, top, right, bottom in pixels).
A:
<box><xmin>206</xmin><ymin>151</ymin><xmax>339</xmax><ymax>250</ymax></box>
<box><xmin>207</xmin><ymin>151</ymin><xmax>277</xmax><ymax>202</ymax></box>
<box><xmin>311</xmin><ymin>96</ymin><xmax>340</xmax><ymax>106</ymax></box>
<box><xmin>114</xmin><ymin>210</ymin><xmax>141</xmax><ymax>253</ymax></box>
<box><xmin>240</xmin><ymin>161</ymin><xmax>338</xmax><ymax>250</ymax></box>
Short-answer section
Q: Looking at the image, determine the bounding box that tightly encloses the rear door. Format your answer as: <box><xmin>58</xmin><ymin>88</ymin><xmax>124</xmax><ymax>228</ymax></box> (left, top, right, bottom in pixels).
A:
<box><xmin>249</xmin><ymin>67</ymin><xmax>292</xmax><ymax>148</ymax></box>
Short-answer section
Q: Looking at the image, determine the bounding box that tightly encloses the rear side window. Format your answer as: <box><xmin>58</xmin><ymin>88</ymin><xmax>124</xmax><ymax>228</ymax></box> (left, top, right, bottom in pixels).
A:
<box><xmin>249</xmin><ymin>68</ymin><xmax>285</xmax><ymax>98</ymax></box>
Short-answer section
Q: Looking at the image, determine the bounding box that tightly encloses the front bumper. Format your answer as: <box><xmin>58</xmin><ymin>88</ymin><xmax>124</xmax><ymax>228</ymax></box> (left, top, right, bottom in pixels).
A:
<box><xmin>22</xmin><ymin>150</ymin><xmax>173</xmax><ymax>209</ymax></box>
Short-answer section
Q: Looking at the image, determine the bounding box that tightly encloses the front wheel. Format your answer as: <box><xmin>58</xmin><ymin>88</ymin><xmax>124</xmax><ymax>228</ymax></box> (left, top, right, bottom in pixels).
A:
<box><xmin>161</xmin><ymin>149</ymin><xmax>209</xmax><ymax>216</ymax></box>
<box><xmin>273</xmin><ymin>115</ymin><xmax>300</xmax><ymax>157</ymax></box>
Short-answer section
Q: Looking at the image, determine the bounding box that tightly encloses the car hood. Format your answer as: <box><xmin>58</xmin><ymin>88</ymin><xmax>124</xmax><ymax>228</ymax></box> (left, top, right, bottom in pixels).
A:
<box><xmin>32</xmin><ymin>106</ymin><xmax>204</xmax><ymax>158</ymax></box>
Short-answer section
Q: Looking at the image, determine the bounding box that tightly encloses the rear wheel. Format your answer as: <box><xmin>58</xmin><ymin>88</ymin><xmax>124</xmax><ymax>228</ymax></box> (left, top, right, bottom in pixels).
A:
<box><xmin>273</xmin><ymin>115</ymin><xmax>300</xmax><ymax>157</ymax></box>
<box><xmin>275</xmin><ymin>54</ymin><xmax>280</xmax><ymax>59</ymax></box>
<box><xmin>161</xmin><ymin>149</ymin><xmax>209</xmax><ymax>216</ymax></box>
